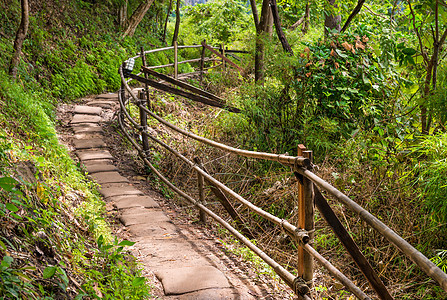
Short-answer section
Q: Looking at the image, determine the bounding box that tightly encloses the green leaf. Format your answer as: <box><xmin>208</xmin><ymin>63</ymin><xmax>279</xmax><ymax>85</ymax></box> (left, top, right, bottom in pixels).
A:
<box><xmin>43</xmin><ymin>266</ymin><xmax>57</xmax><ymax>279</ymax></box>
<box><xmin>1</xmin><ymin>256</ymin><xmax>13</xmax><ymax>270</ymax></box>
<box><xmin>132</xmin><ymin>276</ymin><xmax>146</xmax><ymax>287</ymax></box>
<box><xmin>0</xmin><ymin>177</ymin><xmax>18</xmax><ymax>192</ymax></box>
<box><xmin>402</xmin><ymin>48</ymin><xmax>417</xmax><ymax>56</ymax></box>
<box><xmin>335</xmin><ymin>49</ymin><xmax>348</xmax><ymax>59</ymax></box>
<box><xmin>5</xmin><ymin>203</ymin><xmax>19</xmax><ymax>212</ymax></box>
<box><xmin>117</xmin><ymin>240</ymin><xmax>136</xmax><ymax>247</ymax></box>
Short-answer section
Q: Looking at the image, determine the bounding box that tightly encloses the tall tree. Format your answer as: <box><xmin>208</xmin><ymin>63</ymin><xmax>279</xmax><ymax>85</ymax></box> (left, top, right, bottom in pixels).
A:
<box><xmin>122</xmin><ymin>0</ymin><xmax>155</xmax><ymax>38</ymax></box>
<box><xmin>406</xmin><ymin>0</ymin><xmax>447</xmax><ymax>134</ymax></box>
<box><xmin>162</xmin><ymin>0</ymin><xmax>173</xmax><ymax>44</ymax></box>
<box><xmin>289</xmin><ymin>2</ymin><xmax>310</xmax><ymax>34</ymax></box>
<box><xmin>251</xmin><ymin>0</ymin><xmax>273</xmax><ymax>83</ymax></box>
<box><xmin>118</xmin><ymin>0</ymin><xmax>128</xmax><ymax>29</ymax></box>
<box><xmin>341</xmin><ymin>0</ymin><xmax>365</xmax><ymax>32</ymax></box>
<box><xmin>324</xmin><ymin>0</ymin><xmax>341</xmax><ymax>35</ymax></box>
<box><xmin>270</xmin><ymin>0</ymin><xmax>293</xmax><ymax>55</ymax></box>
<box><xmin>171</xmin><ymin>0</ymin><xmax>180</xmax><ymax>45</ymax></box>
<box><xmin>9</xmin><ymin>0</ymin><xmax>29</xmax><ymax>79</ymax></box>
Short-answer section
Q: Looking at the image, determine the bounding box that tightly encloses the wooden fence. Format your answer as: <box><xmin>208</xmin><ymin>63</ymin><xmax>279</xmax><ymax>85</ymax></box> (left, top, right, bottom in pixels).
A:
<box><xmin>118</xmin><ymin>44</ymin><xmax>447</xmax><ymax>299</ymax></box>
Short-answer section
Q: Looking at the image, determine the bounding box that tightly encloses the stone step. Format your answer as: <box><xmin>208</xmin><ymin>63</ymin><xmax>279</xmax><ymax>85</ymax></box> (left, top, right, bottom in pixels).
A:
<box><xmin>99</xmin><ymin>183</ymin><xmax>143</xmax><ymax>198</ymax></box>
<box><xmin>82</xmin><ymin>162</ymin><xmax>118</xmax><ymax>174</ymax></box>
<box><xmin>96</xmin><ymin>93</ymin><xmax>118</xmax><ymax>100</ymax></box>
<box><xmin>119</xmin><ymin>207</ymin><xmax>170</xmax><ymax>226</ymax></box>
<box><xmin>134</xmin><ymin>237</ymin><xmax>211</xmax><ymax>269</ymax></box>
<box><xmin>111</xmin><ymin>195</ymin><xmax>159</xmax><ymax>210</ymax></box>
<box><xmin>87</xmin><ymin>101</ymin><xmax>117</xmax><ymax>109</ymax></box>
<box><xmin>126</xmin><ymin>223</ymin><xmax>178</xmax><ymax>239</ymax></box>
<box><xmin>72</xmin><ymin>123</ymin><xmax>103</xmax><ymax>134</ymax></box>
<box><xmin>91</xmin><ymin>171</ymin><xmax>129</xmax><ymax>184</ymax></box>
<box><xmin>73</xmin><ymin>138</ymin><xmax>106</xmax><ymax>150</ymax></box>
<box><xmin>71</xmin><ymin>114</ymin><xmax>102</xmax><ymax>124</ymax></box>
<box><xmin>154</xmin><ymin>266</ymin><xmax>231</xmax><ymax>296</ymax></box>
<box><xmin>77</xmin><ymin>150</ymin><xmax>114</xmax><ymax>161</ymax></box>
<box><xmin>73</xmin><ymin>105</ymin><xmax>102</xmax><ymax>115</ymax></box>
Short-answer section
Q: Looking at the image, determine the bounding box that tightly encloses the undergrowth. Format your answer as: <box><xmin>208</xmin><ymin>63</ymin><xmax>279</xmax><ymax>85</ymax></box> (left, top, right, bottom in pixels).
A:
<box><xmin>0</xmin><ymin>71</ymin><xmax>151</xmax><ymax>298</ymax></box>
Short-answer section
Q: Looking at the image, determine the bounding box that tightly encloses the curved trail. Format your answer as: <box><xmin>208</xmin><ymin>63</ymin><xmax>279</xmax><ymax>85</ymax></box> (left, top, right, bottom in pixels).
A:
<box><xmin>57</xmin><ymin>93</ymin><xmax>291</xmax><ymax>299</ymax></box>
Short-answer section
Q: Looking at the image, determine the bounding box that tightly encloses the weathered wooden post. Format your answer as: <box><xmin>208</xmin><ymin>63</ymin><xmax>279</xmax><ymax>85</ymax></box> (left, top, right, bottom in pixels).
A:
<box><xmin>195</xmin><ymin>158</ymin><xmax>207</xmax><ymax>223</ymax></box>
<box><xmin>138</xmin><ymin>48</ymin><xmax>150</xmax><ymax>154</ymax></box>
<box><xmin>221</xmin><ymin>43</ymin><xmax>226</xmax><ymax>71</ymax></box>
<box><xmin>297</xmin><ymin>145</ymin><xmax>314</xmax><ymax>285</ymax></box>
<box><xmin>174</xmin><ymin>40</ymin><xmax>178</xmax><ymax>79</ymax></box>
<box><xmin>140</xmin><ymin>46</ymin><xmax>151</xmax><ymax>111</ymax></box>
<box><xmin>200</xmin><ymin>39</ymin><xmax>206</xmax><ymax>82</ymax></box>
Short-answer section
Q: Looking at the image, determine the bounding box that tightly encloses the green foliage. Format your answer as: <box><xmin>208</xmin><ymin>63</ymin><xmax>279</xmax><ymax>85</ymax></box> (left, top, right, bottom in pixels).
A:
<box><xmin>294</xmin><ymin>27</ymin><xmax>391</xmax><ymax>131</ymax></box>
<box><xmin>179</xmin><ymin>0</ymin><xmax>255</xmax><ymax>46</ymax></box>
<box><xmin>407</xmin><ymin>132</ymin><xmax>447</xmax><ymax>226</ymax></box>
<box><xmin>81</xmin><ymin>236</ymin><xmax>150</xmax><ymax>299</ymax></box>
<box><xmin>0</xmin><ymin>255</ymin><xmax>36</xmax><ymax>299</ymax></box>
<box><xmin>237</xmin><ymin>27</ymin><xmax>396</xmax><ymax>156</ymax></box>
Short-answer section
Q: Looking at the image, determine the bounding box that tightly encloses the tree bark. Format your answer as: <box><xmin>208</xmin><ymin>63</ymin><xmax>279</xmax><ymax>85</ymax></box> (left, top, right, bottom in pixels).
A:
<box><xmin>171</xmin><ymin>0</ymin><xmax>180</xmax><ymax>46</ymax></box>
<box><xmin>341</xmin><ymin>0</ymin><xmax>365</xmax><ymax>32</ymax></box>
<box><xmin>122</xmin><ymin>0</ymin><xmax>155</xmax><ymax>38</ymax></box>
<box><xmin>162</xmin><ymin>0</ymin><xmax>173</xmax><ymax>44</ymax></box>
<box><xmin>118</xmin><ymin>0</ymin><xmax>128</xmax><ymax>29</ymax></box>
<box><xmin>324</xmin><ymin>0</ymin><xmax>341</xmax><ymax>35</ymax></box>
<box><xmin>254</xmin><ymin>0</ymin><xmax>272</xmax><ymax>83</ymax></box>
<box><xmin>9</xmin><ymin>0</ymin><xmax>29</xmax><ymax>79</ymax></box>
<box><xmin>289</xmin><ymin>2</ymin><xmax>309</xmax><ymax>34</ymax></box>
<box><xmin>249</xmin><ymin>0</ymin><xmax>260</xmax><ymax>31</ymax></box>
<box><xmin>270</xmin><ymin>0</ymin><xmax>293</xmax><ymax>55</ymax></box>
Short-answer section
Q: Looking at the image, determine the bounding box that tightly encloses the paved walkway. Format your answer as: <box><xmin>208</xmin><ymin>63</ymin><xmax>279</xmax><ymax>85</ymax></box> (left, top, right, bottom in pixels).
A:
<box><xmin>66</xmin><ymin>93</ymin><xmax>283</xmax><ymax>299</ymax></box>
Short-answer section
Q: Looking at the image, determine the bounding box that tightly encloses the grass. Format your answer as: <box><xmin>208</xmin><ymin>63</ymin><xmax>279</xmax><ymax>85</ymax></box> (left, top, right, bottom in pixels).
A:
<box><xmin>0</xmin><ymin>71</ymin><xmax>152</xmax><ymax>298</ymax></box>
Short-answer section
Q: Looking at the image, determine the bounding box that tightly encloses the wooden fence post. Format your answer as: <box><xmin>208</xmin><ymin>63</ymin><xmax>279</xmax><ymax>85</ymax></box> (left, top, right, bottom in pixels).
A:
<box><xmin>140</xmin><ymin>46</ymin><xmax>151</xmax><ymax>111</ymax></box>
<box><xmin>138</xmin><ymin>89</ymin><xmax>150</xmax><ymax>154</ymax></box>
<box><xmin>195</xmin><ymin>158</ymin><xmax>207</xmax><ymax>223</ymax></box>
<box><xmin>297</xmin><ymin>145</ymin><xmax>314</xmax><ymax>285</ymax></box>
<box><xmin>174</xmin><ymin>40</ymin><xmax>178</xmax><ymax>79</ymax></box>
<box><xmin>221</xmin><ymin>43</ymin><xmax>226</xmax><ymax>71</ymax></box>
<box><xmin>200</xmin><ymin>39</ymin><xmax>206</xmax><ymax>82</ymax></box>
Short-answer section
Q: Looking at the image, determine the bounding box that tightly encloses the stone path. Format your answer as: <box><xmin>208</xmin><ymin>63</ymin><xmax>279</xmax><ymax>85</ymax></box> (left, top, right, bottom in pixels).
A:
<box><xmin>66</xmin><ymin>93</ymin><xmax>283</xmax><ymax>299</ymax></box>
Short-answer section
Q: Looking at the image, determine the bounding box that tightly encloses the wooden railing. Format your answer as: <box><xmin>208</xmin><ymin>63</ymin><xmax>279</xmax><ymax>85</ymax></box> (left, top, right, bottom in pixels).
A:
<box><xmin>118</xmin><ymin>44</ymin><xmax>447</xmax><ymax>299</ymax></box>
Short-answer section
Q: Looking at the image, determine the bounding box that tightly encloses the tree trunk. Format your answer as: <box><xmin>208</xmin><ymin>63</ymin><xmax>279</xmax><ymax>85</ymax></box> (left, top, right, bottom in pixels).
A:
<box><xmin>270</xmin><ymin>0</ymin><xmax>293</xmax><ymax>55</ymax></box>
<box><xmin>122</xmin><ymin>0</ymin><xmax>155</xmax><ymax>38</ymax></box>
<box><xmin>289</xmin><ymin>2</ymin><xmax>309</xmax><ymax>34</ymax></box>
<box><xmin>324</xmin><ymin>0</ymin><xmax>341</xmax><ymax>35</ymax></box>
<box><xmin>248</xmin><ymin>0</ymin><xmax>260</xmax><ymax>31</ymax></box>
<box><xmin>171</xmin><ymin>0</ymin><xmax>180</xmax><ymax>46</ymax></box>
<box><xmin>341</xmin><ymin>0</ymin><xmax>365</xmax><ymax>32</ymax></box>
<box><xmin>254</xmin><ymin>0</ymin><xmax>272</xmax><ymax>83</ymax></box>
<box><xmin>9</xmin><ymin>0</ymin><xmax>29</xmax><ymax>79</ymax></box>
<box><xmin>421</xmin><ymin>61</ymin><xmax>433</xmax><ymax>134</ymax></box>
<box><xmin>118</xmin><ymin>0</ymin><xmax>128</xmax><ymax>29</ymax></box>
<box><xmin>162</xmin><ymin>0</ymin><xmax>173</xmax><ymax>44</ymax></box>
<box><xmin>302</xmin><ymin>2</ymin><xmax>310</xmax><ymax>34</ymax></box>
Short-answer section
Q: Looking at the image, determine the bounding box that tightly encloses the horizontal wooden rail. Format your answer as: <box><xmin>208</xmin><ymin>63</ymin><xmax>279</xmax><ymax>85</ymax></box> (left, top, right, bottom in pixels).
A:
<box><xmin>128</xmin><ymin>73</ymin><xmax>240</xmax><ymax>113</ymax></box>
<box><xmin>296</xmin><ymin>167</ymin><xmax>447</xmax><ymax>292</ymax></box>
<box><xmin>303</xmin><ymin>244</ymin><xmax>371</xmax><ymax>299</ymax></box>
<box><xmin>116</xmin><ymin>107</ymin><xmax>312</xmax><ymax>299</ymax></box>
<box><xmin>117</xmin><ymin>87</ymin><xmax>366</xmax><ymax>298</ymax></box>
<box><xmin>119</xmin><ymin>43</ymin><xmax>447</xmax><ymax>297</ymax></box>
<box><xmin>119</xmin><ymin>66</ymin><xmax>311</xmax><ymax>168</ymax></box>
<box><xmin>145</xmin><ymin>57</ymin><xmax>219</xmax><ymax>70</ymax></box>
<box><xmin>141</xmin><ymin>66</ymin><xmax>227</xmax><ymax>104</ymax></box>
<box><xmin>201</xmin><ymin>41</ymin><xmax>244</xmax><ymax>73</ymax></box>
